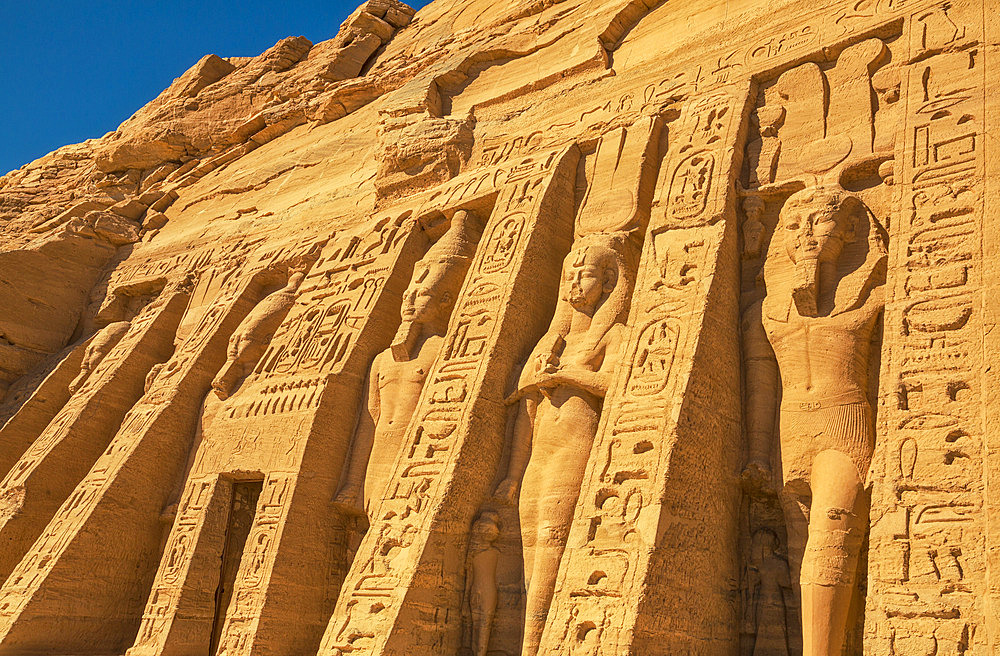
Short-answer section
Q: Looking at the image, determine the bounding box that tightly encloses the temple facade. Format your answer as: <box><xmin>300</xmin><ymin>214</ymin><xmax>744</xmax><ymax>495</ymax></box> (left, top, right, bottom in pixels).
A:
<box><xmin>0</xmin><ymin>0</ymin><xmax>998</xmax><ymax>654</ymax></box>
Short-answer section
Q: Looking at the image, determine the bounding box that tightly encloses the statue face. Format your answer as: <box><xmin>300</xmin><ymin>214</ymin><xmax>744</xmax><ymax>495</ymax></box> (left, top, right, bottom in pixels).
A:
<box><xmin>400</xmin><ymin>261</ymin><xmax>453</xmax><ymax>325</ymax></box>
<box><xmin>471</xmin><ymin>515</ymin><xmax>500</xmax><ymax>543</ymax></box>
<box><xmin>563</xmin><ymin>249</ymin><xmax>613</xmax><ymax>312</ymax></box>
<box><xmin>781</xmin><ymin>189</ymin><xmax>856</xmax><ymax>266</ymax></box>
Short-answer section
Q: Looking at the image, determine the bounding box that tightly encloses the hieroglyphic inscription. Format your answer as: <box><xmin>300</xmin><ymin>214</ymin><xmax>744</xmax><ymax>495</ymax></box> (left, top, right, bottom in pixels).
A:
<box><xmin>867</xmin><ymin>4</ymin><xmax>985</xmax><ymax>651</ymax></box>
<box><xmin>212</xmin><ymin>471</ymin><xmax>295</xmax><ymax>653</ymax></box>
<box><xmin>538</xmin><ymin>89</ymin><xmax>744</xmax><ymax>655</ymax></box>
<box><xmin>222</xmin><ymin>215</ymin><xmax>416</xmax><ymax>420</ymax></box>
<box><xmin>409</xmin><ymin>149</ymin><xmax>565</xmax><ymax>221</ymax></box>
<box><xmin>133</xmin><ymin>476</ymin><xmax>221</xmax><ymax>651</ymax></box>
<box><xmin>319</xmin><ymin>148</ymin><xmax>576</xmax><ymax>656</ymax></box>
<box><xmin>477</xmin><ymin>132</ymin><xmax>545</xmax><ymax>168</ymax></box>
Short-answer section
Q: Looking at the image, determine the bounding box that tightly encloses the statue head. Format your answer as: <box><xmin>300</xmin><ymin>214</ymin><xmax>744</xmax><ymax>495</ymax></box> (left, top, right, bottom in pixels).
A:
<box><xmin>392</xmin><ymin>210</ymin><xmax>483</xmax><ymax>360</ymax></box>
<box><xmin>561</xmin><ymin>240</ymin><xmax>620</xmax><ymax>315</ymax></box>
<box><xmin>777</xmin><ymin>185</ymin><xmax>867</xmax><ymax>317</ymax></box>
<box><xmin>540</xmin><ymin>232</ymin><xmax>635</xmax><ymax>361</ymax></box>
<box><xmin>399</xmin><ymin>258</ymin><xmax>464</xmax><ymax>327</ymax></box>
<box><xmin>780</xmin><ymin>185</ymin><xmax>861</xmax><ymax>267</ymax></box>
<box><xmin>750</xmin><ymin>528</ymin><xmax>779</xmax><ymax>564</ymax></box>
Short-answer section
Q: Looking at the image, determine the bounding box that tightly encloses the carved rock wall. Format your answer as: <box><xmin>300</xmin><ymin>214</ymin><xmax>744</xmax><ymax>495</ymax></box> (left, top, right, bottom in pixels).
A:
<box><xmin>0</xmin><ymin>0</ymin><xmax>998</xmax><ymax>654</ymax></box>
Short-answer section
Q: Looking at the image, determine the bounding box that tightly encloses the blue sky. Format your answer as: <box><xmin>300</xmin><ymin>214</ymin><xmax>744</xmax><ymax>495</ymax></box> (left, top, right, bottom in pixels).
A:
<box><xmin>1</xmin><ymin>1</ymin><xmax>432</xmax><ymax>176</ymax></box>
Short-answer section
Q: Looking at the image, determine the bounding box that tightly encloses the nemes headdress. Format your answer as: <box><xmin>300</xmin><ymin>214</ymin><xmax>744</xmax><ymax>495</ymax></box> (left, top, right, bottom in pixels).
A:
<box><xmin>763</xmin><ymin>184</ymin><xmax>887</xmax><ymax>322</ymax></box>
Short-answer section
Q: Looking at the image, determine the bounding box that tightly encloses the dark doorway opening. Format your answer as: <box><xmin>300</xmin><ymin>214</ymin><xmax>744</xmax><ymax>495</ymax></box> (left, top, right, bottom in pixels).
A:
<box><xmin>209</xmin><ymin>479</ymin><xmax>263</xmax><ymax>654</ymax></box>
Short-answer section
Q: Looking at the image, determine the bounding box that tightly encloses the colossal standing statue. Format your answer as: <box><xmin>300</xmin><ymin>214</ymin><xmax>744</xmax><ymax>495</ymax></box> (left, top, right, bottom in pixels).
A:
<box><xmin>211</xmin><ymin>270</ymin><xmax>306</xmax><ymax>399</ymax></box>
<box><xmin>742</xmin><ymin>184</ymin><xmax>886</xmax><ymax>656</ymax></box>
<box><xmin>334</xmin><ymin>210</ymin><xmax>483</xmax><ymax>523</ymax></box>
<box><xmin>495</xmin><ymin>233</ymin><xmax>632</xmax><ymax>656</ymax></box>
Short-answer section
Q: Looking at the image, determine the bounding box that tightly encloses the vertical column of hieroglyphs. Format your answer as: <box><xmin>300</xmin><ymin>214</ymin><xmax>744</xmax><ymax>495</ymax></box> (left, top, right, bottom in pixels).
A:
<box><xmin>867</xmin><ymin>2</ymin><xmax>988</xmax><ymax>653</ymax></box>
<box><xmin>536</xmin><ymin>88</ymin><xmax>746</xmax><ymax>656</ymax></box>
<box><xmin>0</xmin><ymin>243</ymin><xmax>320</xmax><ymax>654</ymax></box>
<box><xmin>0</xmin><ymin>285</ymin><xmax>191</xmax><ymax>652</ymax></box>
<box><xmin>982</xmin><ymin>0</ymin><xmax>1000</xmax><ymax>645</ymax></box>
<box><xmin>129</xmin><ymin>216</ymin><xmax>429</xmax><ymax>656</ymax></box>
<box><xmin>319</xmin><ymin>147</ymin><xmax>580</xmax><ymax>656</ymax></box>
<box><xmin>983</xmin><ymin>0</ymin><xmax>1000</xmax><ymax>648</ymax></box>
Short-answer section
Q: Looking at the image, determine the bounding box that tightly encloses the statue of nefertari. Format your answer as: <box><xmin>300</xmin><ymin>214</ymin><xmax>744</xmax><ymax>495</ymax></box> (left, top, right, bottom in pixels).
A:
<box><xmin>495</xmin><ymin>233</ymin><xmax>632</xmax><ymax>656</ymax></box>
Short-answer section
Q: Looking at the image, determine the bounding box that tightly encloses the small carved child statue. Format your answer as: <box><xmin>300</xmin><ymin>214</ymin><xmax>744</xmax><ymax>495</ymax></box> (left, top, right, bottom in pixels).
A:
<box><xmin>461</xmin><ymin>510</ymin><xmax>502</xmax><ymax>656</ymax></box>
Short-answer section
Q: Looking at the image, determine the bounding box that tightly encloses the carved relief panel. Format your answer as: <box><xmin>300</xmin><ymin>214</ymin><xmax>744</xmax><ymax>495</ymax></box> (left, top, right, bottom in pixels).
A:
<box><xmin>866</xmin><ymin>3</ymin><xmax>988</xmax><ymax>654</ymax></box>
<box><xmin>540</xmin><ymin>87</ymin><xmax>746</xmax><ymax>656</ymax></box>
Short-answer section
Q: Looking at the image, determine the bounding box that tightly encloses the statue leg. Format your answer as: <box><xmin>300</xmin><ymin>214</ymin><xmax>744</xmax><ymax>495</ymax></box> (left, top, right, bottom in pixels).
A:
<box><xmin>521</xmin><ymin>456</ymin><xmax>583</xmax><ymax>656</ymax></box>
<box><xmin>800</xmin><ymin>449</ymin><xmax>867</xmax><ymax>656</ymax></box>
<box><xmin>519</xmin><ymin>463</ymin><xmax>542</xmax><ymax>654</ymax></box>
<box><xmin>473</xmin><ymin>606</ymin><xmax>496</xmax><ymax>656</ymax></box>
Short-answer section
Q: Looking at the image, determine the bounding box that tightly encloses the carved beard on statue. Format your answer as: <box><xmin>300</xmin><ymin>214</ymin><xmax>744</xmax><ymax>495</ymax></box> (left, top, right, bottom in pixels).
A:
<box><xmin>763</xmin><ymin>185</ymin><xmax>887</xmax><ymax>323</ymax></box>
<box><xmin>791</xmin><ymin>258</ymin><xmax>821</xmax><ymax>318</ymax></box>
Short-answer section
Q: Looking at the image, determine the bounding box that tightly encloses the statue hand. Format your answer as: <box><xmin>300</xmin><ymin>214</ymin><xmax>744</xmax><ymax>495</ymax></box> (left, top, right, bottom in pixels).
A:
<box><xmin>540</xmin><ymin>365</ymin><xmax>580</xmax><ymax>386</ymax></box>
<box><xmin>332</xmin><ymin>485</ymin><xmax>365</xmax><ymax>519</ymax></box>
<box><xmin>529</xmin><ymin>351</ymin><xmax>559</xmax><ymax>379</ymax></box>
<box><xmin>538</xmin><ymin>366</ymin><xmax>594</xmax><ymax>392</ymax></box>
<box><xmin>535</xmin><ymin>372</ymin><xmax>562</xmax><ymax>389</ymax></box>
<box><xmin>505</xmin><ymin>384</ymin><xmax>540</xmax><ymax>405</ymax></box>
<box><xmin>741</xmin><ymin>460</ymin><xmax>774</xmax><ymax>496</ymax></box>
<box><xmin>493</xmin><ymin>478</ymin><xmax>519</xmax><ymax>506</ymax></box>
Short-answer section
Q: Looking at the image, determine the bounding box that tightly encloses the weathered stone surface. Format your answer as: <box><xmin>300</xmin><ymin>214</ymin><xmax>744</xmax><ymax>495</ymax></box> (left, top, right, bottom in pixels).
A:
<box><xmin>0</xmin><ymin>0</ymin><xmax>998</xmax><ymax>654</ymax></box>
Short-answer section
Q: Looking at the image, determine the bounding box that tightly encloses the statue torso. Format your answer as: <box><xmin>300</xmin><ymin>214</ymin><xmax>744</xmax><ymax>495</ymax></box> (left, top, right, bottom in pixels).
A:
<box><xmin>373</xmin><ymin>334</ymin><xmax>442</xmax><ymax>432</ymax></box>
<box><xmin>763</xmin><ymin>290</ymin><xmax>882</xmax><ymax>407</ymax></box>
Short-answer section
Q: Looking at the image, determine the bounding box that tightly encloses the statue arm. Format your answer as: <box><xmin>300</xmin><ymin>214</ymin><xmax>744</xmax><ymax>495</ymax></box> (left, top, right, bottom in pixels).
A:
<box><xmin>867</xmin><ymin>282</ymin><xmax>886</xmax><ymax>317</ymax></box>
<box><xmin>506</xmin><ymin>332</ymin><xmax>565</xmax><ymax>403</ymax></box>
<box><xmin>543</xmin><ymin>338</ymin><xmax>617</xmax><ymax>397</ymax></box>
<box><xmin>495</xmin><ymin>395</ymin><xmax>538</xmax><ymax>505</ymax></box>
<box><xmin>743</xmin><ymin>302</ymin><xmax>779</xmax><ymax>478</ymax></box>
<box><xmin>542</xmin><ymin>369</ymin><xmax>610</xmax><ymax>398</ymax></box>
<box><xmin>540</xmin><ymin>325</ymin><xmax>624</xmax><ymax>399</ymax></box>
<box><xmin>334</xmin><ymin>357</ymin><xmax>382</xmax><ymax>513</ymax></box>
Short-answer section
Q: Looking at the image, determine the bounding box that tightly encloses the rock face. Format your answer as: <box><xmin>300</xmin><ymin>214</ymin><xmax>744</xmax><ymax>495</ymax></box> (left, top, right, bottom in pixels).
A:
<box><xmin>0</xmin><ymin>0</ymin><xmax>997</xmax><ymax>654</ymax></box>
